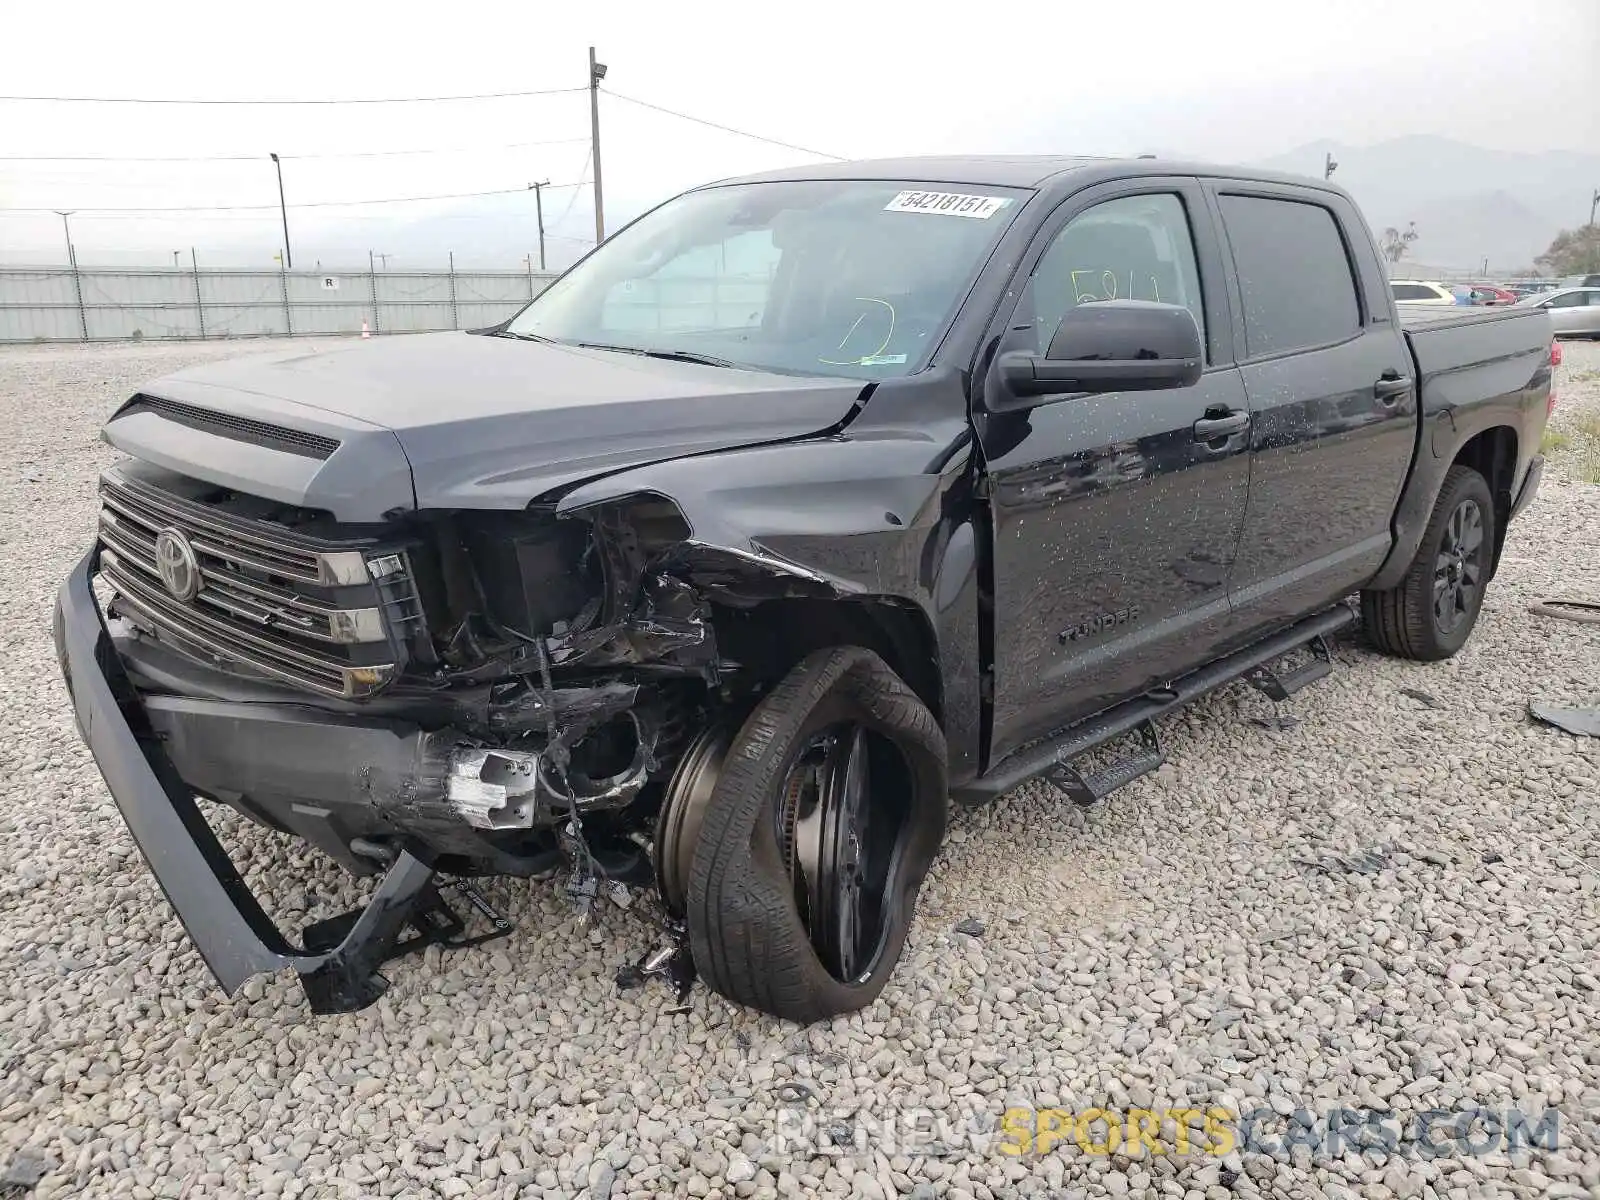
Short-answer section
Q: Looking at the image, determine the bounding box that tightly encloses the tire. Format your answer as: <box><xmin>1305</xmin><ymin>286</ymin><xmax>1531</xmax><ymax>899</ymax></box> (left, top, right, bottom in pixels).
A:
<box><xmin>685</xmin><ymin>646</ymin><xmax>947</xmax><ymax>1024</ymax></box>
<box><xmin>1361</xmin><ymin>464</ymin><xmax>1495</xmax><ymax>661</ymax></box>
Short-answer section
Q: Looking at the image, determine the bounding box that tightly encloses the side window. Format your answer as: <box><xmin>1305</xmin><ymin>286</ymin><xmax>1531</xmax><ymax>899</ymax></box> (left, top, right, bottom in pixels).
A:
<box><xmin>1027</xmin><ymin>193</ymin><xmax>1205</xmax><ymax>358</ymax></box>
<box><xmin>1546</xmin><ymin>292</ymin><xmax>1583</xmax><ymax>309</ymax></box>
<box><xmin>1218</xmin><ymin>194</ymin><xmax>1361</xmax><ymax>357</ymax></box>
<box><xmin>1391</xmin><ymin>283</ymin><xmax>1430</xmax><ymax>300</ymax></box>
<box><xmin>600</xmin><ymin>229</ymin><xmax>781</xmax><ymax>334</ymax></box>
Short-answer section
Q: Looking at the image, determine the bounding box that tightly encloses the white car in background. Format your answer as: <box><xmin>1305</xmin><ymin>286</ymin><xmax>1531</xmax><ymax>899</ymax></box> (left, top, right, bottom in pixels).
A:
<box><xmin>1517</xmin><ymin>286</ymin><xmax>1600</xmax><ymax>338</ymax></box>
<box><xmin>1390</xmin><ymin>280</ymin><xmax>1458</xmax><ymax>305</ymax></box>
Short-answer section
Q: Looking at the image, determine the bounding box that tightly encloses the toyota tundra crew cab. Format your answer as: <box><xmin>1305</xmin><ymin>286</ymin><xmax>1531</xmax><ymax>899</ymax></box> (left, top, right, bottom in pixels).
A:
<box><xmin>54</xmin><ymin>157</ymin><xmax>1555</xmax><ymax>1023</ymax></box>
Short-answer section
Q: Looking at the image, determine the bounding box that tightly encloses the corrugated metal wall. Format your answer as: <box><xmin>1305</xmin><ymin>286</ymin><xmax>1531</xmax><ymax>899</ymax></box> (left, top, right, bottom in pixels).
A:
<box><xmin>0</xmin><ymin>267</ymin><xmax>558</xmax><ymax>342</ymax></box>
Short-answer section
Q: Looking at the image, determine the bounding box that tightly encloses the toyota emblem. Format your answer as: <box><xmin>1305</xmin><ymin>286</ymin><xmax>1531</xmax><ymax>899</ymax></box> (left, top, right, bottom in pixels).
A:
<box><xmin>154</xmin><ymin>527</ymin><xmax>201</xmax><ymax>602</ymax></box>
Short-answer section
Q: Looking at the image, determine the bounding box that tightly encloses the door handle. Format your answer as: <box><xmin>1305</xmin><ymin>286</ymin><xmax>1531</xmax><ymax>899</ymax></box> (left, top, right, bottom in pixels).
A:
<box><xmin>1192</xmin><ymin>410</ymin><xmax>1249</xmax><ymax>441</ymax></box>
<box><xmin>1375</xmin><ymin>372</ymin><xmax>1413</xmax><ymax>405</ymax></box>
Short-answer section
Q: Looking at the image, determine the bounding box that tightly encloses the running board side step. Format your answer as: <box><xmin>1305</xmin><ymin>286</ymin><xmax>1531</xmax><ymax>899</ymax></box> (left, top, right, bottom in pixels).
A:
<box><xmin>1243</xmin><ymin>633</ymin><xmax>1333</xmax><ymax>701</ymax></box>
<box><xmin>953</xmin><ymin>605</ymin><xmax>1354</xmax><ymax>806</ymax></box>
<box><xmin>1045</xmin><ymin>719</ymin><xmax>1164</xmax><ymax>807</ymax></box>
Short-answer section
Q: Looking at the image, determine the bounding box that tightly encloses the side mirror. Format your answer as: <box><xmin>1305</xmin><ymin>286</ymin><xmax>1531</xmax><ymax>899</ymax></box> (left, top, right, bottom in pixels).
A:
<box><xmin>992</xmin><ymin>299</ymin><xmax>1204</xmax><ymax>412</ymax></box>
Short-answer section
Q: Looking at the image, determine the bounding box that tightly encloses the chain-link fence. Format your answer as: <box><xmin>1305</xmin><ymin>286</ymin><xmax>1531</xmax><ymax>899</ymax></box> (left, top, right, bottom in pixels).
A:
<box><xmin>0</xmin><ymin>265</ymin><xmax>560</xmax><ymax>343</ymax></box>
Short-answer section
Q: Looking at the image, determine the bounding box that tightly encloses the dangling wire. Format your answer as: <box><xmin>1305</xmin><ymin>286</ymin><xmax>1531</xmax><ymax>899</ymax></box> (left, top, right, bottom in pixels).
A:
<box><xmin>533</xmin><ymin>635</ymin><xmax>603</xmax><ymax>917</ymax></box>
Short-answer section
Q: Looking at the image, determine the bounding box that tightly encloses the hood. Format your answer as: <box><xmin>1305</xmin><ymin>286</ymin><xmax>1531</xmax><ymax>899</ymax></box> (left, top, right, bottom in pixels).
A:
<box><xmin>102</xmin><ymin>332</ymin><xmax>868</xmax><ymax>522</ymax></box>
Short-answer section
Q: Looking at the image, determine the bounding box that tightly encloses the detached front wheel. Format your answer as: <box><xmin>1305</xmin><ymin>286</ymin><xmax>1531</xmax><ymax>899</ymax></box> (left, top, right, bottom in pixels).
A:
<box><xmin>669</xmin><ymin>646</ymin><xmax>946</xmax><ymax>1023</ymax></box>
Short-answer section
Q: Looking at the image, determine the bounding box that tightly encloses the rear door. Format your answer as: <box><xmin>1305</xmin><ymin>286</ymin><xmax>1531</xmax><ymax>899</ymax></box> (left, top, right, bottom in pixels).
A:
<box><xmin>975</xmin><ymin>178</ymin><xmax>1251</xmax><ymax>763</ymax></box>
<box><xmin>1210</xmin><ymin>185</ymin><xmax>1417</xmax><ymax>627</ymax></box>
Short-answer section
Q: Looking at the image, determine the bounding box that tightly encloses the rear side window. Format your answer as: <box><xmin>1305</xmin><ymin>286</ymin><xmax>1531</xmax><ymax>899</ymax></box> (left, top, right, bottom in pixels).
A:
<box><xmin>1219</xmin><ymin>194</ymin><xmax>1361</xmax><ymax>357</ymax></box>
<box><xmin>1391</xmin><ymin>283</ymin><xmax>1434</xmax><ymax>300</ymax></box>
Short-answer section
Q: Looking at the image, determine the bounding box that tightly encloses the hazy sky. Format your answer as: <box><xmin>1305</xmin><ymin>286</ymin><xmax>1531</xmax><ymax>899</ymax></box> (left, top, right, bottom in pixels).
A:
<box><xmin>3</xmin><ymin>0</ymin><xmax>1596</xmax><ymax>267</ymax></box>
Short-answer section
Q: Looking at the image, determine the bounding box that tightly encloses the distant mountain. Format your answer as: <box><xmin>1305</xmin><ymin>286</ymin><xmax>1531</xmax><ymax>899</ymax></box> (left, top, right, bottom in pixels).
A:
<box><xmin>1255</xmin><ymin>135</ymin><xmax>1600</xmax><ymax>273</ymax></box>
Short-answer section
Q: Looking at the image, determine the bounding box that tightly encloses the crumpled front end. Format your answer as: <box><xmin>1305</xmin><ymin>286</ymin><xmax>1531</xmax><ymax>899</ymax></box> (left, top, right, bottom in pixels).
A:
<box><xmin>92</xmin><ymin>464</ymin><xmax>729</xmax><ymax>863</ymax></box>
<box><xmin>56</xmin><ymin>377</ymin><xmax>964</xmax><ymax>1013</ymax></box>
<box><xmin>55</xmin><ymin>443</ymin><xmax>756</xmax><ymax>1008</ymax></box>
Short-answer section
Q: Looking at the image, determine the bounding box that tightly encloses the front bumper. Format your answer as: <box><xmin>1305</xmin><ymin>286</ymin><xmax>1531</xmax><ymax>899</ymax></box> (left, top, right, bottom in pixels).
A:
<box><xmin>52</xmin><ymin>547</ymin><xmax>505</xmax><ymax>1011</ymax></box>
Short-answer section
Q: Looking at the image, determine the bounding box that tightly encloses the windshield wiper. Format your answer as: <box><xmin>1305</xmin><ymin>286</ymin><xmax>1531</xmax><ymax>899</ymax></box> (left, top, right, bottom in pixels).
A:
<box><xmin>494</xmin><ymin>330</ymin><xmax>558</xmax><ymax>343</ymax></box>
<box><xmin>636</xmin><ymin>348</ymin><xmax>743</xmax><ymax>369</ymax></box>
<box><xmin>571</xmin><ymin>341</ymin><xmax>742</xmax><ymax>370</ymax></box>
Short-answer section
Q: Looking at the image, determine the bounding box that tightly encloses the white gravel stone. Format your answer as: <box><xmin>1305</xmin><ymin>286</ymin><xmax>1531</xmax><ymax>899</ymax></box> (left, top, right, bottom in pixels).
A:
<box><xmin>0</xmin><ymin>336</ymin><xmax>1596</xmax><ymax>1199</ymax></box>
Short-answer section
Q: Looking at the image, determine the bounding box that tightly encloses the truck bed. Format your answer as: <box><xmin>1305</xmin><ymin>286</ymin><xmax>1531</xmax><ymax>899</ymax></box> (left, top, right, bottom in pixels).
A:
<box><xmin>1397</xmin><ymin>303</ymin><xmax>1552</xmax><ymax>382</ymax></box>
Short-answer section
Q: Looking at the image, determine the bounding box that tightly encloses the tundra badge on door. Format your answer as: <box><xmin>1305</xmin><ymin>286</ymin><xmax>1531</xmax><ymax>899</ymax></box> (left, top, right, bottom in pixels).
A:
<box><xmin>1059</xmin><ymin>604</ymin><xmax>1142</xmax><ymax>644</ymax></box>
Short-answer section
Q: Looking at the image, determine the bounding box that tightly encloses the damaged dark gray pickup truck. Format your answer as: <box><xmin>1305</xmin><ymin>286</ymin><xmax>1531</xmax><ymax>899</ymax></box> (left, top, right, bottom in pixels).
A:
<box><xmin>55</xmin><ymin>157</ymin><xmax>1556</xmax><ymax>1023</ymax></box>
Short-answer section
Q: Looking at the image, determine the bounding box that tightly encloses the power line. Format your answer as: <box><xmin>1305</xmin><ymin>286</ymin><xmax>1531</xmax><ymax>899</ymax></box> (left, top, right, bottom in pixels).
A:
<box><xmin>3</xmin><ymin>182</ymin><xmax>584</xmax><ymax>214</ymax></box>
<box><xmin>600</xmin><ymin>87</ymin><xmax>843</xmax><ymax>160</ymax></box>
<box><xmin>549</xmin><ymin>145</ymin><xmax>593</xmax><ymax>230</ymax></box>
<box><xmin>0</xmin><ymin>86</ymin><xmax>587</xmax><ymax>106</ymax></box>
<box><xmin>0</xmin><ymin>138</ymin><xmax>591</xmax><ymax>163</ymax></box>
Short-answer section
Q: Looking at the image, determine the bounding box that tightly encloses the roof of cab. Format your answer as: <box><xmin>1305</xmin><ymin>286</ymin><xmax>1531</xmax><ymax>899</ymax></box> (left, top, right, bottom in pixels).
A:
<box><xmin>705</xmin><ymin>154</ymin><xmax>1342</xmax><ymax>194</ymax></box>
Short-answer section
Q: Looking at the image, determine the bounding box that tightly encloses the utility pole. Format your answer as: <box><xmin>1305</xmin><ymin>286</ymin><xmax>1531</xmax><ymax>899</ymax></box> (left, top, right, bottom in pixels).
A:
<box><xmin>528</xmin><ymin>180</ymin><xmax>549</xmax><ymax>270</ymax></box>
<box><xmin>374</xmin><ymin>253</ymin><xmax>393</xmax><ymax>270</ymax></box>
<box><xmin>55</xmin><ymin>211</ymin><xmax>88</xmax><ymax>340</ymax></box>
<box><xmin>589</xmin><ymin>46</ymin><xmax>607</xmax><ymax>244</ymax></box>
<box><xmin>191</xmin><ymin>247</ymin><xmax>206</xmax><ymax>339</ymax></box>
<box><xmin>1323</xmin><ymin>152</ymin><xmax>1338</xmax><ymax>181</ymax></box>
<box><xmin>54</xmin><ymin>210</ymin><xmax>76</xmax><ymax>266</ymax></box>
<box><xmin>269</xmin><ymin>152</ymin><xmax>292</xmax><ymax>269</ymax></box>
<box><xmin>1590</xmin><ymin>188</ymin><xmax>1599</xmax><ymax>228</ymax></box>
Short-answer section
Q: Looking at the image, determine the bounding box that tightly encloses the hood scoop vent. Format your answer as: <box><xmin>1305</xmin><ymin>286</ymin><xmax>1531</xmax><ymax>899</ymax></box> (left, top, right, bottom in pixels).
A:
<box><xmin>120</xmin><ymin>394</ymin><xmax>342</xmax><ymax>461</ymax></box>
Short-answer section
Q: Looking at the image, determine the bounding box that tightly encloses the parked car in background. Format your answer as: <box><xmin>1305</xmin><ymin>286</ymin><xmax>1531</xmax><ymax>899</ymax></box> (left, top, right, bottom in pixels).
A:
<box><xmin>1391</xmin><ymin>280</ymin><xmax>1457</xmax><ymax>305</ymax></box>
<box><xmin>1519</xmin><ymin>286</ymin><xmax>1600</xmax><ymax>337</ymax></box>
<box><xmin>1466</xmin><ymin>284</ymin><xmax>1518</xmax><ymax>306</ymax></box>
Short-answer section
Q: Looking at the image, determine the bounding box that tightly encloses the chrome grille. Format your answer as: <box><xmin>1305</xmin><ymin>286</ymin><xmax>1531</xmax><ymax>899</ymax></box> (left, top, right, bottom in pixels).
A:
<box><xmin>96</xmin><ymin>470</ymin><xmax>414</xmax><ymax>698</ymax></box>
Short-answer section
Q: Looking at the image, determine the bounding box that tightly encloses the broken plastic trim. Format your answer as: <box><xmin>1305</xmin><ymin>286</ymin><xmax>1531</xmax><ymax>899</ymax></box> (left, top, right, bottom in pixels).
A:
<box><xmin>447</xmin><ymin>710</ymin><xmax>657</xmax><ymax>830</ymax></box>
<box><xmin>448</xmin><ymin>747</ymin><xmax>541</xmax><ymax>829</ymax></box>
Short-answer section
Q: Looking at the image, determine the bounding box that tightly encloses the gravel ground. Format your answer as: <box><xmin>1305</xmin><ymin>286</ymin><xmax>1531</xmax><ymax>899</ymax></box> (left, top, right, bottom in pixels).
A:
<box><xmin>1</xmin><ymin>337</ymin><xmax>1597</xmax><ymax>1200</ymax></box>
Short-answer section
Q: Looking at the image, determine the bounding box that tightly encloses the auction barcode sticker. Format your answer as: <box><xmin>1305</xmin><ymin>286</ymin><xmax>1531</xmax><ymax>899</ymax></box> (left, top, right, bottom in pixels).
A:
<box><xmin>884</xmin><ymin>191</ymin><xmax>1011</xmax><ymax>219</ymax></box>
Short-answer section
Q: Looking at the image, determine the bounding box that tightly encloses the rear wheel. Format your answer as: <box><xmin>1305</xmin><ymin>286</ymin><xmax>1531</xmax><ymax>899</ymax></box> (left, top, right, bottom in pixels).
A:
<box><xmin>665</xmin><ymin>646</ymin><xmax>946</xmax><ymax>1023</ymax></box>
<box><xmin>1362</xmin><ymin>464</ymin><xmax>1495</xmax><ymax>660</ymax></box>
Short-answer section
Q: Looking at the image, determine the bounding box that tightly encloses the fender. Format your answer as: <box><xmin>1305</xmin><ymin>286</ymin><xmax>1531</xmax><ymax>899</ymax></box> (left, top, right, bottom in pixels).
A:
<box><xmin>548</xmin><ymin>431</ymin><xmax>987</xmax><ymax>783</ymax></box>
<box><xmin>1367</xmin><ymin>328</ymin><xmax>1549</xmax><ymax>593</ymax></box>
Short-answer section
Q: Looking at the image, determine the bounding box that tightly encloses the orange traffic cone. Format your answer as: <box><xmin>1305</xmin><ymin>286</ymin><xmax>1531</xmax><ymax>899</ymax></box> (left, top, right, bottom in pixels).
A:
<box><xmin>360</xmin><ymin>320</ymin><xmax>371</xmax><ymax>339</ymax></box>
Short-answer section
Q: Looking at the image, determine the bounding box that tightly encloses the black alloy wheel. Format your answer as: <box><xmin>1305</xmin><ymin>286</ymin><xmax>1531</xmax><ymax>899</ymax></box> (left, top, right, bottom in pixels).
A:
<box><xmin>774</xmin><ymin>722</ymin><xmax>901</xmax><ymax>984</ymax></box>
<box><xmin>679</xmin><ymin>646</ymin><xmax>947</xmax><ymax>1023</ymax></box>
<box><xmin>1361</xmin><ymin>464</ymin><xmax>1497</xmax><ymax>661</ymax></box>
<box><xmin>1433</xmin><ymin>496</ymin><xmax>1485</xmax><ymax>636</ymax></box>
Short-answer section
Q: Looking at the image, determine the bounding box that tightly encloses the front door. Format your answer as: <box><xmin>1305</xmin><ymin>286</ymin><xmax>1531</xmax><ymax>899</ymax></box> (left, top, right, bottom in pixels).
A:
<box><xmin>976</xmin><ymin>181</ymin><xmax>1251</xmax><ymax>765</ymax></box>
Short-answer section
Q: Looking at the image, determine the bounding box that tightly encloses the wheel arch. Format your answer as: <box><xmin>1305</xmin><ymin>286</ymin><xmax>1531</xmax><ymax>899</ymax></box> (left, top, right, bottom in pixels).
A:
<box><xmin>545</xmin><ymin>438</ymin><xmax>983</xmax><ymax>762</ymax></box>
<box><xmin>1448</xmin><ymin>425</ymin><xmax>1517</xmax><ymax>577</ymax></box>
<box><xmin>711</xmin><ymin>595</ymin><xmax>943</xmax><ymax>723</ymax></box>
<box><xmin>1368</xmin><ymin>418</ymin><xmax>1522</xmax><ymax>591</ymax></box>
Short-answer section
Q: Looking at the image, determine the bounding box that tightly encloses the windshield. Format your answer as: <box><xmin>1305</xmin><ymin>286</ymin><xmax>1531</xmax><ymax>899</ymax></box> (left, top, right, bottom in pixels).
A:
<box><xmin>504</xmin><ymin>179</ymin><xmax>1027</xmax><ymax>379</ymax></box>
